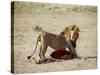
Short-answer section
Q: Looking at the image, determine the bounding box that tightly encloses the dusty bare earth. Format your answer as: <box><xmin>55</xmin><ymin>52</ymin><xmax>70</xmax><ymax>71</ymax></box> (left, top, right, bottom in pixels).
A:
<box><xmin>12</xmin><ymin>2</ymin><xmax>97</xmax><ymax>74</ymax></box>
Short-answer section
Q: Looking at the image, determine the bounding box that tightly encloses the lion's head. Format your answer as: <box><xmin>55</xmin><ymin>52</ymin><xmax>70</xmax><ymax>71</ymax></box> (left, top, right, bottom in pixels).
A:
<box><xmin>60</xmin><ymin>25</ymin><xmax>80</xmax><ymax>47</ymax></box>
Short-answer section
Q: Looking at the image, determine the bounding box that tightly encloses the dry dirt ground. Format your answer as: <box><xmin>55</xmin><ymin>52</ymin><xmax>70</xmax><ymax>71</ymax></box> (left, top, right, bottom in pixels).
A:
<box><xmin>12</xmin><ymin>2</ymin><xmax>97</xmax><ymax>74</ymax></box>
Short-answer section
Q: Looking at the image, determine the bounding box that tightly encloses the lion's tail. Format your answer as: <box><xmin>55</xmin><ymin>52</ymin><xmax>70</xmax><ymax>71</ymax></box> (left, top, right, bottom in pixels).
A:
<box><xmin>27</xmin><ymin>35</ymin><xmax>40</xmax><ymax>59</ymax></box>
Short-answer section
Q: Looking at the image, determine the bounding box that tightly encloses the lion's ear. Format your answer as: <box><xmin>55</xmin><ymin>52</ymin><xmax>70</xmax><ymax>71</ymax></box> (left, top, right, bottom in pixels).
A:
<box><xmin>77</xmin><ymin>28</ymin><xmax>80</xmax><ymax>32</ymax></box>
<box><xmin>60</xmin><ymin>31</ymin><xmax>65</xmax><ymax>35</ymax></box>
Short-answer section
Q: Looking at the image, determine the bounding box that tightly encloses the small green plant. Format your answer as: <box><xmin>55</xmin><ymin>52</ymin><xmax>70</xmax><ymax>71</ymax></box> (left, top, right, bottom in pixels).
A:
<box><xmin>33</xmin><ymin>24</ymin><xmax>43</xmax><ymax>32</ymax></box>
<box><xmin>72</xmin><ymin>7</ymin><xmax>79</xmax><ymax>12</ymax></box>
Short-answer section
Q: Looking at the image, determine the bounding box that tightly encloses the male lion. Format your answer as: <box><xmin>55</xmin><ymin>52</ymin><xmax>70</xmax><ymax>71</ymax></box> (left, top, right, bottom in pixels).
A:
<box><xmin>28</xmin><ymin>25</ymin><xmax>80</xmax><ymax>64</ymax></box>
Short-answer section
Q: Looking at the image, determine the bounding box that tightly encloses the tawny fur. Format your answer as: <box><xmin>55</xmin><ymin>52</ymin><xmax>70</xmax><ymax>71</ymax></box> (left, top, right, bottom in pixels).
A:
<box><xmin>27</xmin><ymin>25</ymin><xmax>80</xmax><ymax>64</ymax></box>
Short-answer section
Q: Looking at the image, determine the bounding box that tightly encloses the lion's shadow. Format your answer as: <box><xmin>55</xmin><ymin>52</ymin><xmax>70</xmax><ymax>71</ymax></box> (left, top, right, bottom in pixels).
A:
<box><xmin>36</xmin><ymin>58</ymin><xmax>74</xmax><ymax>64</ymax></box>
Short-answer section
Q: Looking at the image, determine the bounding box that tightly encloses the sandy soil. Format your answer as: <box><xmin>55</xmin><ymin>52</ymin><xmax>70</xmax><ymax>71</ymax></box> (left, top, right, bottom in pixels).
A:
<box><xmin>12</xmin><ymin>2</ymin><xmax>97</xmax><ymax>74</ymax></box>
